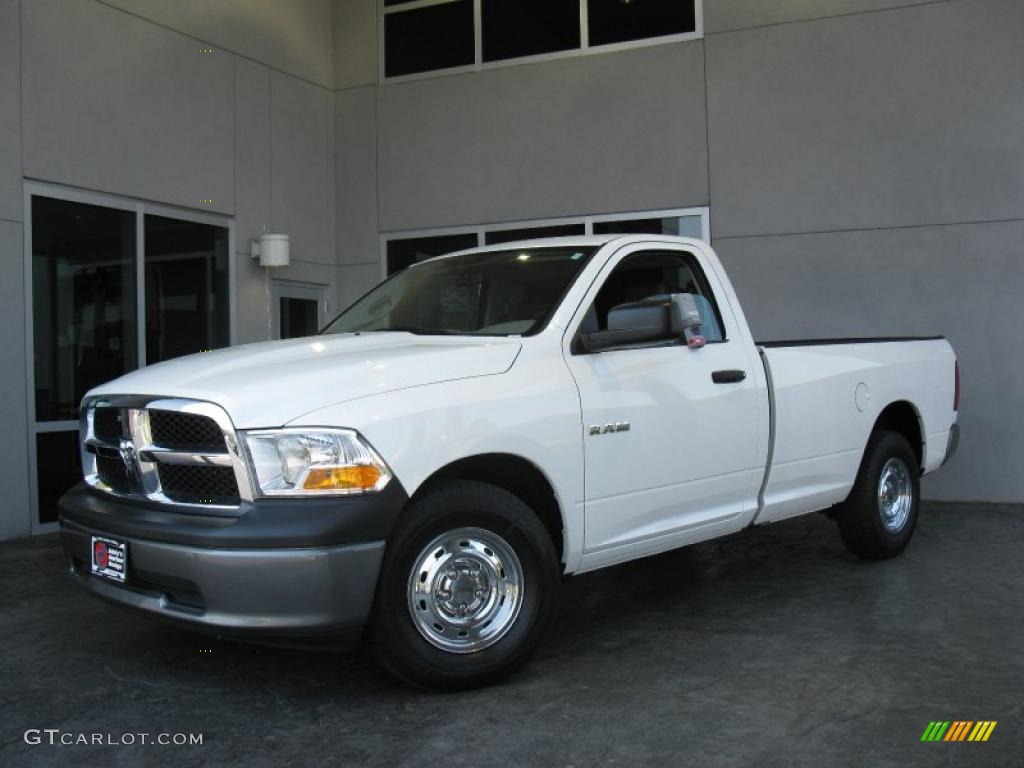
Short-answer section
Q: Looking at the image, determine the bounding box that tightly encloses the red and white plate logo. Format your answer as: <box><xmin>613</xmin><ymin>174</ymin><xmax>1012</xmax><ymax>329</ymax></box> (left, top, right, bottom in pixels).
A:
<box><xmin>94</xmin><ymin>541</ymin><xmax>109</xmax><ymax>568</ymax></box>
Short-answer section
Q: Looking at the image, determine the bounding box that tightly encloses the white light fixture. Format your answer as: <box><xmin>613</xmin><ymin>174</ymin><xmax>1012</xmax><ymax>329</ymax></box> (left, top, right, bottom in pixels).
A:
<box><xmin>252</xmin><ymin>234</ymin><xmax>290</xmax><ymax>267</ymax></box>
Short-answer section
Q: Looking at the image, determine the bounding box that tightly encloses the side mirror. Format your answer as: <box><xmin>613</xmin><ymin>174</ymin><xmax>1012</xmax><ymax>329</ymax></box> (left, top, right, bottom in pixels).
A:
<box><xmin>671</xmin><ymin>293</ymin><xmax>706</xmax><ymax>349</ymax></box>
<box><xmin>578</xmin><ymin>293</ymin><xmax>706</xmax><ymax>353</ymax></box>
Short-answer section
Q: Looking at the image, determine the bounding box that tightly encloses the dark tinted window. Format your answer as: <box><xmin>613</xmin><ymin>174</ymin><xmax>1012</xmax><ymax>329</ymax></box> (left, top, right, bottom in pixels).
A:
<box><xmin>587</xmin><ymin>251</ymin><xmax>724</xmax><ymax>341</ymax></box>
<box><xmin>280</xmin><ymin>297</ymin><xmax>319</xmax><ymax>339</ymax></box>
<box><xmin>36</xmin><ymin>431</ymin><xmax>82</xmax><ymax>524</ymax></box>
<box><xmin>594</xmin><ymin>215</ymin><xmax>704</xmax><ymax>238</ymax></box>
<box><xmin>482</xmin><ymin>0</ymin><xmax>580</xmax><ymax>62</ymax></box>
<box><xmin>385</xmin><ymin>1</ymin><xmax>475</xmax><ymax>77</ymax></box>
<box><xmin>144</xmin><ymin>215</ymin><xmax>229</xmax><ymax>363</ymax></box>
<box><xmin>588</xmin><ymin>0</ymin><xmax>696</xmax><ymax>47</ymax></box>
<box><xmin>31</xmin><ymin>196</ymin><xmax>137</xmax><ymax>421</ymax></box>
<box><xmin>594</xmin><ymin>217</ymin><xmax>677</xmax><ymax>236</ymax></box>
<box><xmin>386</xmin><ymin>233</ymin><xmax>479</xmax><ymax>275</ymax></box>
<box><xmin>326</xmin><ymin>247</ymin><xmax>595</xmax><ymax>337</ymax></box>
<box><xmin>484</xmin><ymin>223</ymin><xmax>586</xmax><ymax>245</ymax></box>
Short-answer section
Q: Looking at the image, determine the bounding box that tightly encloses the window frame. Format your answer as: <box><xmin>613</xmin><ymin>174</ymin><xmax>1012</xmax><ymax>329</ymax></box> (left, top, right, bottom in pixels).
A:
<box><xmin>271</xmin><ymin>280</ymin><xmax>329</xmax><ymax>340</ymax></box>
<box><xmin>379</xmin><ymin>0</ymin><xmax>704</xmax><ymax>84</ymax></box>
<box><xmin>379</xmin><ymin>207</ymin><xmax>710</xmax><ymax>280</ymax></box>
<box><xmin>23</xmin><ymin>181</ymin><xmax>235</xmax><ymax>535</ymax></box>
<box><xmin>570</xmin><ymin>247</ymin><xmax>727</xmax><ymax>356</ymax></box>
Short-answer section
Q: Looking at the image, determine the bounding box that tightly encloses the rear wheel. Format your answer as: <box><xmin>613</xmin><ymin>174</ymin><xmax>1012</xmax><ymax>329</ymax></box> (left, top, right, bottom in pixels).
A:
<box><xmin>368</xmin><ymin>480</ymin><xmax>560</xmax><ymax>690</ymax></box>
<box><xmin>835</xmin><ymin>430</ymin><xmax>920</xmax><ymax>559</ymax></box>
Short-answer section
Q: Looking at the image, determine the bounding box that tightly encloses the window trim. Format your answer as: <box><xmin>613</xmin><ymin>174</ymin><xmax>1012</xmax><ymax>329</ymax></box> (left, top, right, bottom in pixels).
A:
<box><xmin>379</xmin><ymin>207</ymin><xmax>710</xmax><ymax>280</ymax></box>
<box><xmin>23</xmin><ymin>181</ymin><xmax>235</xmax><ymax>535</ymax></box>
<box><xmin>272</xmin><ymin>280</ymin><xmax>329</xmax><ymax>339</ymax></box>
<box><xmin>379</xmin><ymin>0</ymin><xmax>704</xmax><ymax>84</ymax></box>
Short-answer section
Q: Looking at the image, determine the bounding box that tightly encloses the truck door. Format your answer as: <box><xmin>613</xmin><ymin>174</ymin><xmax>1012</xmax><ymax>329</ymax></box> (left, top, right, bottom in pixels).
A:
<box><xmin>563</xmin><ymin>244</ymin><xmax>764</xmax><ymax>563</ymax></box>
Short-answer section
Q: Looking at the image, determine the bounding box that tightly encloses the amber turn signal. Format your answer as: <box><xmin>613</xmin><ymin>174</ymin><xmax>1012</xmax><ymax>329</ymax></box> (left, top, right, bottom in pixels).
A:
<box><xmin>301</xmin><ymin>464</ymin><xmax>382</xmax><ymax>491</ymax></box>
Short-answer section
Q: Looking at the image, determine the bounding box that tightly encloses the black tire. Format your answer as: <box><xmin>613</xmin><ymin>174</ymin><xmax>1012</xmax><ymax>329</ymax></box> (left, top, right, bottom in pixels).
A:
<box><xmin>835</xmin><ymin>430</ymin><xmax>920</xmax><ymax>559</ymax></box>
<box><xmin>368</xmin><ymin>480</ymin><xmax>560</xmax><ymax>690</ymax></box>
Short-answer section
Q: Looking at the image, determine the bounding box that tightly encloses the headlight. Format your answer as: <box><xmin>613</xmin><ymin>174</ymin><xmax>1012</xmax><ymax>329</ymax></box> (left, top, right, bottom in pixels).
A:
<box><xmin>242</xmin><ymin>428</ymin><xmax>392</xmax><ymax>496</ymax></box>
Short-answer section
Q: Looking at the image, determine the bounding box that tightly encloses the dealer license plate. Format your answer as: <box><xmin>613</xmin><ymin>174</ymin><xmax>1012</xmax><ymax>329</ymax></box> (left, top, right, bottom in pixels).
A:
<box><xmin>91</xmin><ymin>536</ymin><xmax>127</xmax><ymax>583</ymax></box>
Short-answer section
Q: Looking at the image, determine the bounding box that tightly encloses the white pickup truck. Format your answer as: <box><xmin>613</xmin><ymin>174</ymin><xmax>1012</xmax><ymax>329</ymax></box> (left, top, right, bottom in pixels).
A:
<box><xmin>60</xmin><ymin>235</ymin><xmax>959</xmax><ymax>689</ymax></box>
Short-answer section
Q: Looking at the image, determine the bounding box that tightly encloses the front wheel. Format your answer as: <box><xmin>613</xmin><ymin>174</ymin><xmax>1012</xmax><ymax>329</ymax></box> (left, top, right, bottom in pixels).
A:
<box><xmin>835</xmin><ymin>430</ymin><xmax>920</xmax><ymax>559</ymax></box>
<box><xmin>368</xmin><ymin>480</ymin><xmax>560</xmax><ymax>690</ymax></box>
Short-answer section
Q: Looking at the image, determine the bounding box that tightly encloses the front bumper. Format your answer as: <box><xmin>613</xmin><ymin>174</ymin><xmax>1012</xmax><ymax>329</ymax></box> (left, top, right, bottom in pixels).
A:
<box><xmin>59</xmin><ymin>481</ymin><xmax>408</xmax><ymax>638</ymax></box>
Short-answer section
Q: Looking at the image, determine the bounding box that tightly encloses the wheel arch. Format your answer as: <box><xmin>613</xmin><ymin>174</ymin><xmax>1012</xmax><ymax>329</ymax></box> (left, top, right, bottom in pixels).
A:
<box><xmin>872</xmin><ymin>400</ymin><xmax>925</xmax><ymax>471</ymax></box>
<box><xmin>411</xmin><ymin>453</ymin><xmax>565</xmax><ymax>563</ymax></box>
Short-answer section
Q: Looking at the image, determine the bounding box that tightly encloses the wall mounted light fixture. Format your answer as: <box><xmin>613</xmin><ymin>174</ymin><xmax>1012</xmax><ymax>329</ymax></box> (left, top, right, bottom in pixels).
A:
<box><xmin>251</xmin><ymin>234</ymin><xmax>290</xmax><ymax>267</ymax></box>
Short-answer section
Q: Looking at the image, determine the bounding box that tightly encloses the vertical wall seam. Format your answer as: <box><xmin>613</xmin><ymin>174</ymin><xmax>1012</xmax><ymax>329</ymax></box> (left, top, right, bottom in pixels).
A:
<box><xmin>19</xmin><ymin>0</ymin><xmax>32</xmax><ymax>537</ymax></box>
<box><xmin>232</xmin><ymin>56</ymin><xmax>237</xmax><ymax>218</ymax></box>
<box><xmin>702</xmin><ymin>37</ymin><xmax>713</xmax><ymax>241</ymax></box>
<box><xmin>267</xmin><ymin>68</ymin><xmax>272</xmax><ymax>230</ymax></box>
<box><xmin>18</xmin><ymin>0</ymin><xmax>24</xmax><ymax>196</ymax></box>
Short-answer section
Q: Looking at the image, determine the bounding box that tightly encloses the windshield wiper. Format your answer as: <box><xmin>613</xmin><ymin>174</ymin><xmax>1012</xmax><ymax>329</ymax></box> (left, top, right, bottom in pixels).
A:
<box><xmin>364</xmin><ymin>326</ymin><xmax>463</xmax><ymax>336</ymax></box>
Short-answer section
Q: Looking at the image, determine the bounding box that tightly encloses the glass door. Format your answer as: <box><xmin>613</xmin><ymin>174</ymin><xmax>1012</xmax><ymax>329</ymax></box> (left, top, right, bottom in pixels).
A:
<box><xmin>144</xmin><ymin>214</ymin><xmax>230</xmax><ymax>363</ymax></box>
<box><xmin>30</xmin><ymin>197</ymin><xmax>137</xmax><ymax>526</ymax></box>
<box><xmin>26</xmin><ymin>186</ymin><xmax>233</xmax><ymax>531</ymax></box>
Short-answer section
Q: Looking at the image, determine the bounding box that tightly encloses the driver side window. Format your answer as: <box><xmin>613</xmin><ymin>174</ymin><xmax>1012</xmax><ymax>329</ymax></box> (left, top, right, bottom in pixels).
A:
<box><xmin>582</xmin><ymin>250</ymin><xmax>724</xmax><ymax>342</ymax></box>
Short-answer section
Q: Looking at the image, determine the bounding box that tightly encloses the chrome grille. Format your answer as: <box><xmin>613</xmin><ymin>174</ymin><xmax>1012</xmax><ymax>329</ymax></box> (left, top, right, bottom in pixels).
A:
<box><xmin>149</xmin><ymin>410</ymin><xmax>226</xmax><ymax>452</ymax></box>
<box><xmin>93</xmin><ymin>407</ymin><xmax>124</xmax><ymax>443</ymax></box>
<box><xmin>80</xmin><ymin>397</ymin><xmax>252</xmax><ymax>513</ymax></box>
<box><xmin>96</xmin><ymin>451</ymin><xmax>132</xmax><ymax>493</ymax></box>
<box><xmin>157</xmin><ymin>464</ymin><xmax>240</xmax><ymax>505</ymax></box>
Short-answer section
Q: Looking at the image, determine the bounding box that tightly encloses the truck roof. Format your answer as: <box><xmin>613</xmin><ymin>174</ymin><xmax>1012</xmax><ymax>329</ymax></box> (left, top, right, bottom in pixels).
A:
<box><xmin>420</xmin><ymin>234</ymin><xmax>709</xmax><ymax>263</ymax></box>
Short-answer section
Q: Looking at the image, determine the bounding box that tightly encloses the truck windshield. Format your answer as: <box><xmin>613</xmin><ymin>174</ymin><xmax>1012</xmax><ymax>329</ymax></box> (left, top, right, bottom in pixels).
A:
<box><xmin>322</xmin><ymin>247</ymin><xmax>596</xmax><ymax>337</ymax></box>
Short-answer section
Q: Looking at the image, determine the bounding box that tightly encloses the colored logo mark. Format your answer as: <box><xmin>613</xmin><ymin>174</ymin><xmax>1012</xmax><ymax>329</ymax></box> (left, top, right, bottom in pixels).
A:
<box><xmin>921</xmin><ymin>721</ymin><xmax>997</xmax><ymax>742</ymax></box>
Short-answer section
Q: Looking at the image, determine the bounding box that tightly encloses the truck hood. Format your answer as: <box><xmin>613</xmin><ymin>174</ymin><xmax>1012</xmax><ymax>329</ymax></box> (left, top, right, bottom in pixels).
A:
<box><xmin>88</xmin><ymin>333</ymin><xmax>522</xmax><ymax>428</ymax></box>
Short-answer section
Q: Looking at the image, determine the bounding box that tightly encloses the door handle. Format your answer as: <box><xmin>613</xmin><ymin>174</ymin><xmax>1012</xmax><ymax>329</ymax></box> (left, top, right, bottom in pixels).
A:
<box><xmin>712</xmin><ymin>369</ymin><xmax>747</xmax><ymax>384</ymax></box>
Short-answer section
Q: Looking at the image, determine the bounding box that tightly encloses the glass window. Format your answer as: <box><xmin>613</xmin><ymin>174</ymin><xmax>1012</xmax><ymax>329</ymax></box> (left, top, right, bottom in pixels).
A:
<box><xmin>280</xmin><ymin>297</ymin><xmax>319</xmax><ymax>339</ymax></box>
<box><xmin>588</xmin><ymin>0</ymin><xmax>696</xmax><ymax>47</ymax></box>
<box><xmin>32</xmin><ymin>197</ymin><xmax>137</xmax><ymax>422</ymax></box>
<box><xmin>386</xmin><ymin>233</ymin><xmax>479</xmax><ymax>276</ymax></box>
<box><xmin>484</xmin><ymin>223</ymin><xmax>586</xmax><ymax>245</ymax></box>
<box><xmin>593</xmin><ymin>215</ymin><xmax>702</xmax><ymax>237</ymax></box>
<box><xmin>586</xmin><ymin>250</ymin><xmax>723</xmax><ymax>341</ymax></box>
<box><xmin>36</xmin><ymin>431</ymin><xmax>82</xmax><ymax>524</ymax></box>
<box><xmin>144</xmin><ymin>215</ymin><xmax>229</xmax><ymax>364</ymax></box>
<box><xmin>482</xmin><ymin>0</ymin><xmax>581</xmax><ymax>62</ymax></box>
<box><xmin>385</xmin><ymin>0</ymin><xmax>475</xmax><ymax>77</ymax></box>
<box><xmin>327</xmin><ymin>247</ymin><xmax>595</xmax><ymax>337</ymax></box>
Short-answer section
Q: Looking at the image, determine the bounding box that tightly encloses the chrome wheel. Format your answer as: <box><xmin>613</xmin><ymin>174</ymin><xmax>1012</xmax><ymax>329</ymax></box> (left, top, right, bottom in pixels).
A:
<box><xmin>407</xmin><ymin>527</ymin><xmax>524</xmax><ymax>654</ymax></box>
<box><xmin>878</xmin><ymin>457</ymin><xmax>912</xmax><ymax>532</ymax></box>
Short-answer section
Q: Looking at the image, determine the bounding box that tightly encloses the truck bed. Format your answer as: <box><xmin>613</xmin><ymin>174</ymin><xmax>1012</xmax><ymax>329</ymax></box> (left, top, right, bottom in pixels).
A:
<box><xmin>754</xmin><ymin>336</ymin><xmax>957</xmax><ymax>525</ymax></box>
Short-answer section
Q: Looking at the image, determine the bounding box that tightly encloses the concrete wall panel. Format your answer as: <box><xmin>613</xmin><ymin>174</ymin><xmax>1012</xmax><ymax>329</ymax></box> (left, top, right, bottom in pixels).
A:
<box><xmin>22</xmin><ymin>0</ymin><xmax>235</xmax><ymax>213</ymax></box>
<box><xmin>705</xmin><ymin>0</ymin><xmax>948</xmax><ymax>33</ymax></box>
<box><xmin>235</xmin><ymin>58</ymin><xmax>272</xmax><ymax>255</ymax></box>
<box><xmin>0</xmin><ymin>0</ymin><xmax>21</xmax><ymax>222</ymax></box>
<box><xmin>103</xmin><ymin>0</ymin><xmax>333</xmax><ymax>87</ymax></box>
<box><xmin>334</xmin><ymin>86</ymin><xmax>378</xmax><ymax>268</ymax></box>
<box><xmin>0</xmin><ymin>221</ymin><xmax>30</xmax><ymax>540</ymax></box>
<box><xmin>269</xmin><ymin>71</ymin><xmax>332</xmax><ymax>266</ymax></box>
<box><xmin>333</xmin><ymin>0</ymin><xmax>377</xmax><ymax>90</ymax></box>
<box><xmin>378</xmin><ymin>42</ymin><xmax>709</xmax><ymax>231</ymax></box>
<box><xmin>706</xmin><ymin>0</ymin><xmax>1024</xmax><ymax>238</ymax></box>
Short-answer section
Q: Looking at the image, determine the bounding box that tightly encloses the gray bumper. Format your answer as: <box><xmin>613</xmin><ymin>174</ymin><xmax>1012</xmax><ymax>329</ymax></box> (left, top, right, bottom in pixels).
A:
<box><xmin>61</xmin><ymin>519</ymin><xmax>384</xmax><ymax>637</ymax></box>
